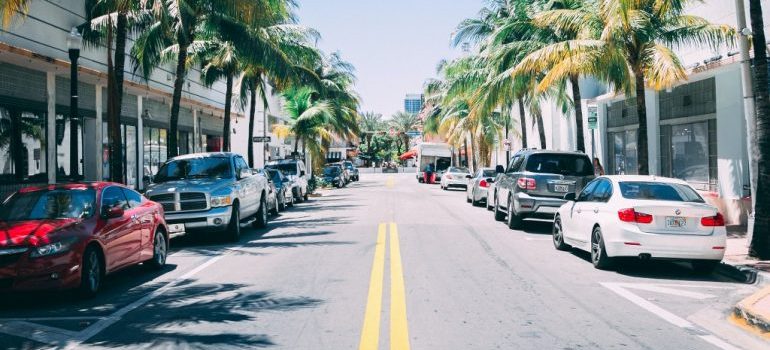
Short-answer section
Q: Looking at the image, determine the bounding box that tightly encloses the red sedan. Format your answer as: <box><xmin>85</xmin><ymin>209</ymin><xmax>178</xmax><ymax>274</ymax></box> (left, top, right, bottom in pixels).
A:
<box><xmin>0</xmin><ymin>182</ymin><xmax>168</xmax><ymax>297</ymax></box>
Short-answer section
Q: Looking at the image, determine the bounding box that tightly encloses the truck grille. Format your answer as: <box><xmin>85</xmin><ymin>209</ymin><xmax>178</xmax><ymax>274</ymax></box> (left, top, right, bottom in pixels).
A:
<box><xmin>149</xmin><ymin>192</ymin><xmax>208</xmax><ymax>213</ymax></box>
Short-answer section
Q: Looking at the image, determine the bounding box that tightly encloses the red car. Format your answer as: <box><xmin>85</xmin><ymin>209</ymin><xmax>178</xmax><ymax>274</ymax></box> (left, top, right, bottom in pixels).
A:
<box><xmin>0</xmin><ymin>182</ymin><xmax>168</xmax><ymax>296</ymax></box>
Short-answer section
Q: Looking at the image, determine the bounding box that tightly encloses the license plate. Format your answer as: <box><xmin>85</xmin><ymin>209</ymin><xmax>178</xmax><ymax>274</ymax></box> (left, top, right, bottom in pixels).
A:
<box><xmin>666</xmin><ymin>217</ymin><xmax>686</xmax><ymax>228</ymax></box>
<box><xmin>168</xmin><ymin>223</ymin><xmax>185</xmax><ymax>233</ymax></box>
<box><xmin>554</xmin><ymin>184</ymin><xmax>569</xmax><ymax>192</ymax></box>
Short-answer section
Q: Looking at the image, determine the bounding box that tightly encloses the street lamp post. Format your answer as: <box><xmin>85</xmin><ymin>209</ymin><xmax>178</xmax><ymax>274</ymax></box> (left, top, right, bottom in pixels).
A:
<box><xmin>67</xmin><ymin>27</ymin><xmax>82</xmax><ymax>180</ymax></box>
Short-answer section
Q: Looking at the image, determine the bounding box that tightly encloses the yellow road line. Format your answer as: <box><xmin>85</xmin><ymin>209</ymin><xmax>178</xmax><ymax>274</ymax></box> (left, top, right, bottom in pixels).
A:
<box><xmin>389</xmin><ymin>223</ymin><xmax>410</xmax><ymax>350</ymax></box>
<box><xmin>386</xmin><ymin>176</ymin><xmax>395</xmax><ymax>188</ymax></box>
<box><xmin>359</xmin><ymin>224</ymin><xmax>387</xmax><ymax>350</ymax></box>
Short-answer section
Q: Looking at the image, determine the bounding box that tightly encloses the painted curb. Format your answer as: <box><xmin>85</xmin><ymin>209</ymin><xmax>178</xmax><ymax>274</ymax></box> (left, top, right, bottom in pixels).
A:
<box><xmin>734</xmin><ymin>285</ymin><xmax>770</xmax><ymax>334</ymax></box>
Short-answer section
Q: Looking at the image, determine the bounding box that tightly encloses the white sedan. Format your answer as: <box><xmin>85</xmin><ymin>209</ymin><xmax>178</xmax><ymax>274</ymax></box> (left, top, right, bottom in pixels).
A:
<box><xmin>552</xmin><ymin>175</ymin><xmax>726</xmax><ymax>273</ymax></box>
<box><xmin>440</xmin><ymin>166</ymin><xmax>472</xmax><ymax>190</ymax></box>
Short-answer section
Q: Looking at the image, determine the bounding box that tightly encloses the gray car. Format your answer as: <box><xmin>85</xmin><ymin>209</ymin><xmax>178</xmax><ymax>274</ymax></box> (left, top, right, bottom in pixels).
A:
<box><xmin>493</xmin><ymin>150</ymin><xmax>594</xmax><ymax>229</ymax></box>
<box><xmin>145</xmin><ymin>152</ymin><xmax>269</xmax><ymax>241</ymax></box>
<box><xmin>466</xmin><ymin>168</ymin><xmax>497</xmax><ymax>206</ymax></box>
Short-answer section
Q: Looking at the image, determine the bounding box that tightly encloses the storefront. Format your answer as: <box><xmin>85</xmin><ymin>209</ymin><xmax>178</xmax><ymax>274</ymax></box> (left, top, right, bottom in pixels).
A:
<box><xmin>606</xmin><ymin>98</ymin><xmax>639</xmax><ymax>175</ymax></box>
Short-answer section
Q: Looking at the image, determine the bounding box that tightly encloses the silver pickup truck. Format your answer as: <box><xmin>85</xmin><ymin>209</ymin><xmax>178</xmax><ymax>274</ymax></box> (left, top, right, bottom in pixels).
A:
<box><xmin>144</xmin><ymin>152</ymin><xmax>269</xmax><ymax>241</ymax></box>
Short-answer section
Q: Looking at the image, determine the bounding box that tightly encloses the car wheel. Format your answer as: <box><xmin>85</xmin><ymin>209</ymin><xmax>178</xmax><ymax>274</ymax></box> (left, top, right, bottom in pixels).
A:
<box><xmin>227</xmin><ymin>204</ymin><xmax>241</xmax><ymax>241</ymax></box>
<box><xmin>472</xmin><ymin>193</ymin><xmax>481</xmax><ymax>207</ymax></box>
<box><xmin>304</xmin><ymin>191</ymin><xmax>309</xmax><ymax>201</ymax></box>
<box><xmin>253</xmin><ymin>196</ymin><xmax>268</xmax><ymax>229</ymax></box>
<box><xmin>692</xmin><ymin>260</ymin><xmax>720</xmax><ymax>275</ymax></box>
<box><xmin>506</xmin><ymin>196</ymin><xmax>523</xmax><ymax>230</ymax></box>
<box><xmin>494</xmin><ymin>195</ymin><xmax>506</xmax><ymax>222</ymax></box>
<box><xmin>79</xmin><ymin>247</ymin><xmax>102</xmax><ymax>298</ymax></box>
<box><xmin>279</xmin><ymin>191</ymin><xmax>286</xmax><ymax>210</ymax></box>
<box><xmin>591</xmin><ymin>226</ymin><xmax>613</xmax><ymax>270</ymax></box>
<box><xmin>148</xmin><ymin>229</ymin><xmax>167</xmax><ymax>269</ymax></box>
<box><xmin>288</xmin><ymin>194</ymin><xmax>295</xmax><ymax>207</ymax></box>
<box><xmin>296</xmin><ymin>189</ymin><xmax>304</xmax><ymax>203</ymax></box>
<box><xmin>552</xmin><ymin>217</ymin><xmax>570</xmax><ymax>251</ymax></box>
<box><xmin>272</xmin><ymin>196</ymin><xmax>280</xmax><ymax>215</ymax></box>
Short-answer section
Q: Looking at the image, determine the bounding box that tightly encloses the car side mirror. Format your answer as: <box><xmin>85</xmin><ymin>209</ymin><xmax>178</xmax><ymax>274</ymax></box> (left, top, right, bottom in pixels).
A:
<box><xmin>495</xmin><ymin>165</ymin><xmax>505</xmax><ymax>174</ymax></box>
<box><xmin>103</xmin><ymin>206</ymin><xmax>124</xmax><ymax>219</ymax></box>
<box><xmin>465</xmin><ymin>174</ymin><xmax>472</xmax><ymax>179</ymax></box>
<box><xmin>300</xmin><ymin>171</ymin><xmax>306</xmax><ymax>177</ymax></box>
<box><xmin>237</xmin><ymin>169</ymin><xmax>251</xmax><ymax>179</ymax></box>
<box><xmin>563</xmin><ymin>192</ymin><xmax>577</xmax><ymax>202</ymax></box>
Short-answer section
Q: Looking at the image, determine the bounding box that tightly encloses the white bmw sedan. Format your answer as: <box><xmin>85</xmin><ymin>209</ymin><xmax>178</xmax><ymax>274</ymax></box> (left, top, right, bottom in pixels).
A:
<box><xmin>552</xmin><ymin>175</ymin><xmax>726</xmax><ymax>273</ymax></box>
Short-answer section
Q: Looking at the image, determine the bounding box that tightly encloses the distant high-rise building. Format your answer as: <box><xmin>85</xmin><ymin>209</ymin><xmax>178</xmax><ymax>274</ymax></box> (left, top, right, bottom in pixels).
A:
<box><xmin>404</xmin><ymin>94</ymin><xmax>424</xmax><ymax>114</ymax></box>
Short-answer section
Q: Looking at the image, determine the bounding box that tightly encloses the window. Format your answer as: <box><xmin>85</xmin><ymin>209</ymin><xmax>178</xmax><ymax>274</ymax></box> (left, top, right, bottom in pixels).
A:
<box><xmin>0</xmin><ymin>188</ymin><xmax>95</xmax><ymax>220</ymax></box>
<box><xmin>524</xmin><ymin>154</ymin><xmax>593</xmax><ymax>176</ymax></box>
<box><xmin>507</xmin><ymin>156</ymin><xmax>523</xmax><ymax>173</ymax></box>
<box><xmin>235</xmin><ymin>157</ymin><xmax>249</xmax><ymax>176</ymax></box>
<box><xmin>103</xmin><ymin>122</ymin><xmax>138</xmax><ymax>188</ymax></box>
<box><xmin>592</xmin><ymin>180</ymin><xmax>613</xmax><ymax>202</ymax></box>
<box><xmin>55</xmin><ymin>114</ymin><xmax>84</xmax><ymax>179</ymax></box>
<box><xmin>618</xmin><ymin>181</ymin><xmax>705</xmax><ymax>203</ymax></box>
<box><xmin>577</xmin><ymin>180</ymin><xmax>599</xmax><ymax>202</ymax></box>
<box><xmin>608</xmin><ymin>130</ymin><xmax>638</xmax><ymax>175</ymax></box>
<box><xmin>143</xmin><ymin>126</ymin><xmax>169</xmax><ymax>177</ymax></box>
<box><xmin>660</xmin><ymin>120</ymin><xmax>716</xmax><ymax>191</ymax></box>
<box><xmin>101</xmin><ymin>186</ymin><xmax>128</xmax><ymax>211</ymax></box>
<box><xmin>123</xmin><ymin>188</ymin><xmax>144</xmax><ymax>208</ymax></box>
<box><xmin>154</xmin><ymin>157</ymin><xmax>233</xmax><ymax>183</ymax></box>
<box><xmin>0</xmin><ymin>107</ymin><xmax>48</xmax><ymax>183</ymax></box>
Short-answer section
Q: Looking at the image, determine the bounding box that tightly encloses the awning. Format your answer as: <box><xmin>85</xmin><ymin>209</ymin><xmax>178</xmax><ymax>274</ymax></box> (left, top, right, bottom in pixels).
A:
<box><xmin>399</xmin><ymin>149</ymin><xmax>417</xmax><ymax>160</ymax></box>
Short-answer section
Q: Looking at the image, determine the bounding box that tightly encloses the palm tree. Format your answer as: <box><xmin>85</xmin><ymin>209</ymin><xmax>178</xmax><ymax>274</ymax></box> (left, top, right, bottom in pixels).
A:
<box><xmin>358</xmin><ymin>111</ymin><xmax>383</xmax><ymax>165</ymax></box>
<box><xmin>749</xmin><ymin>0</ymin><xmax>770</xmax><ymax>258</ymax></box>
<box><xmin>389</xmin><ymin>112</ymin><xmax>419</xmax><ymax>154</ymax></box>
<box><xmin>515</xmin><ymin>0</ymin><xmax>734</xmax><ymax>174</ymax></box>
<box><xmin>0</xmin><ymin>0</ymin><xmax>29</xmax><ymax>28</ymax></box>
<box><xmin>273</xmin><ymin>86</ymin><xmax>335</xmax><ymax>159</ymax></box>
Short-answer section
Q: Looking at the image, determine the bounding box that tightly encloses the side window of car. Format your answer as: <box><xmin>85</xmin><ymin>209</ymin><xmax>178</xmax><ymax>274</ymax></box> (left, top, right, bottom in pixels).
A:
<box><xmin>507</xmin><ymin>156</ymin><xmax>523</xmax><ymax>173</ymax></box>
<box><xmin>592</xmin><ymin>180</ymin><xmax>612</xmax><ymax>202</ymax></box>
<box><xmin>122</xmin><ymin>188</ymin><xmax>144</xmax><ymax>208</ymax></box>
<box><xmin>102</xmin><ymin>187</ymin><xmax>128</xmax><ymax>211</ymax></box>
<box><xmin>236</xmin><ymin>157</ymin><xmax>250</xmax><ymax>176</ymax></box>
<box><xmin>577</xmin><ymin>180</ymin><xmax>599</xmax><ymax>202</ymax></box>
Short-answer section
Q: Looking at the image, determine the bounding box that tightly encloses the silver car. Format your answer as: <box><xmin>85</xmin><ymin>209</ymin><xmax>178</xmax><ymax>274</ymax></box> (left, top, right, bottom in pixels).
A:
<box><xmin>466</xmin><ymin>168</ymin><xmax>497</xmax><ymax>206</ymax></box>
<box><xmin>440</xmin><ymin>166</ymin><xmax>472</xmax><ymax>190</ymax></box>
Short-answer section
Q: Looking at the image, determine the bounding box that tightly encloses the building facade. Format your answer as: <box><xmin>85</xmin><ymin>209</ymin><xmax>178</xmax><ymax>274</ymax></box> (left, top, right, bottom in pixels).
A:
<box><xmin>404</xmin><ymin>93</ymin><xmax>424</xmax><ymax>114</ymax></box>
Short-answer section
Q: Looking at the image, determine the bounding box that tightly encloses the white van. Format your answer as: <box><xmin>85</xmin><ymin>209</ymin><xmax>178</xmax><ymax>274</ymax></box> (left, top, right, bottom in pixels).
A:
<box><xmin>415</xmin><ymin>143</ymin><xmax>453</xmax><ymax>182</ymax></box>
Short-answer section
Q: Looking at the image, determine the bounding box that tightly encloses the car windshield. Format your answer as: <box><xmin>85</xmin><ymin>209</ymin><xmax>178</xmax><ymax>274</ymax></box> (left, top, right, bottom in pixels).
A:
<box><xmin>267</xmin><ymin>170</ymin><xmax>282</xmax><ymax>184</ymax></box>
<box><xmin>324</xmin><ymin>167</ymin><xmax>341</xmax><ymax>175</ymax></box>
<box><xmin>0</xmin><ymin>188</ymin><xmax>96</xmax><ymax>221</ymax></box>
<box><xmin>267</xmin><ymin>163</ymin><xmax>297</xmax><ymax>175</ymax></box>
<box><xmin>482</xmin><ymin>170</ymin><xmax>496</xmax><ymax>177</ymax></box>
<box><xmin>619</xmin><ymin>181</ymin><xmax>705</xmax><ymax>203</ymax></box>
<box><xmin>448</xmin><ymin>167</ymin><xmax>469</xmax><ymax>173</ymax></box>
<box><xmin>525</xmin><ymin>154</ymin><xmax>593</xmax><ymax>176</ymax></box>
<box><xmin>154</xmin><ymin>157</ymin><xmax>232</xmax><ymax>183</ymax></box>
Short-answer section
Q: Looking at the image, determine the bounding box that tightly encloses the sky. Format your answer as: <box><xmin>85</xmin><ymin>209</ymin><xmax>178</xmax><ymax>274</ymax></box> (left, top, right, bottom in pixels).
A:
<box><xmin>296</xmin><ymin>0</ymin><xmax>483</xmax><ymax>119</ymax></box>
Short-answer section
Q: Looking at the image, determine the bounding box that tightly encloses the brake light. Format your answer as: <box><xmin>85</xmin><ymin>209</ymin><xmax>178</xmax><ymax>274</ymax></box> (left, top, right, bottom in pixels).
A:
<box><xmin>701</xmin><ymin>213</ymin><xmax>725</xmax><ymax>227</ymax></box>
<box><xmin>517</xmin><ymin>177</ymin><xmax>536</xmax><ymax>190</ymax></box>
<box><xmin>479</xmin><ymin>179</ymin><xmax>489</xmax><ymax>188</ymax></box>
<box><xmin>618</xmin><ymin>208</ymin><xmax>653</xmax><ymax>224</ymax></box>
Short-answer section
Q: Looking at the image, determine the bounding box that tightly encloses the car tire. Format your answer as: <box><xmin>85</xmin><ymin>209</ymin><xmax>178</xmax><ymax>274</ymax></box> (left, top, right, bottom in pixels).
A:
<box><xmin>253</xmin><ymin>196</ymin><xmax>268</xmax><ymax>229</ymax></box>
<box><xmin>304</xmin><ymin>192</ymin><xmax>309</xmax><ymax>201</ymax></box>
<box><xmin>148</xmin><ymin>229</ymin><xmax>167</xmax><ymax>270</ymax></box>
<box><xmin>507</xmin><ymin>196</ymin><xmax>523</xmax><ymax>230</ymax></box>
<box><xmin>227</xmin><ymin>204</ymin><xmax>241</xmax><ymax>241</ymax></box>
<box><xmin>287</xmin><ymin>194</ymin><xmax>295</xmax><ymax>207</ymax></box>
<box><xmin>692</xmin><ymin>260</ymin><xmax>720</xmax><ymax>275</ymax></box>
<box><xmin>271</xmin><ymin>196</ymin><xmax>280</xmax><ymax>215</ymax></box>
<box><xmin>552</xmin><ymin>217</ymin><xmax>570</xmax><ymax>251</ymax></box>
<box><xmin>494</xmin><ymin>195</ymin><xmax>506</xmax><ymax>222</ymax></box>
<box><xmin>472</xmin><ymin>193</ymin><xmax>482</xmax><ymax>207</ymax></box>
<box><xmin>591</xmin><ymin>226</ymin><xmax>613</xmax><ymax>270</ymax></box>
<box><xmin>279</xmin><ymin>191</ymin><xmax>286</xmax><ymax>211</ymax></box>
<box><xmin>78</xmin><ymin>247</ymin><xmax>103</xmax><ymax>298</ymax></box>
<box><xmin>296</xmin><ymin>189</ymin><xmax>304</xmax><ymax>203</ymax></box>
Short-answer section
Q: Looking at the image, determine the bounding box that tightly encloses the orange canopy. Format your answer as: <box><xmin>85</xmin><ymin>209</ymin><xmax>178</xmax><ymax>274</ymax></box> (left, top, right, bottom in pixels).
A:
<box><xmin>399</xmin><ymin>149</ymin><xmax>417</xmax><ymax>160</ymax></box>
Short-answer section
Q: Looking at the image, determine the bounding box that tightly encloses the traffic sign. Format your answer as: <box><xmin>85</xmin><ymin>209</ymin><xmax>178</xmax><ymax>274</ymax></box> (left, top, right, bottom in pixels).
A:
<box><xmin>406</xmin><ymin>131</ymin><xmax>421</xmax><ymax>137</ymax></box>
<box><xmin>252</xmin><ymin>136</ymin><xmax>271</xmax><ymax>142</ymax></box>
<box><xmin>588</xmin><ymin>106</ymin><xmax>598</xmax><ymax>130</ymax></box>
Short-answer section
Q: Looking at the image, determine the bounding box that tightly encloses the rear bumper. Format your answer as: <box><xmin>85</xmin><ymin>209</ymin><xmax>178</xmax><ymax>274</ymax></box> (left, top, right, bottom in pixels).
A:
<box><xmin>514</xmin><ymin>192</ymin><xmax>566</xmax><ymax>217</ymax></box>
<box><xmin>443</xmin><ymin>179</ymin><xmax>468</xmax><ymax>188</ymax></box>
<box><xmin>604</xmin><ymin>225</ymin><xmax>726</xmax><ymax>260</ymax></box>
<box><xmin>164</xmin><ymin>206</ymin><xmax>233</xmax><ymax>238</ymax></box>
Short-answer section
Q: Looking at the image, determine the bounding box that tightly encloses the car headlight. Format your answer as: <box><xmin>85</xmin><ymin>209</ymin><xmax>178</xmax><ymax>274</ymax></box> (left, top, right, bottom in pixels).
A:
<box><xmin>210</xmin><ymin>195</ymin><xmax>232</xmax><ymax>207</ymax></box>
<box><xmin>30</xmin><ymin>237</ymin><xmax>77</xmax><ymax>258</ymax></box>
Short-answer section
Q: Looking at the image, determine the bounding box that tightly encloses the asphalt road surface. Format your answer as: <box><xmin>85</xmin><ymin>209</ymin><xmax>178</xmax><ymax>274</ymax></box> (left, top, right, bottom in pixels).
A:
<box><xmin>1</xmin><ymin>173</ymin><xmax>768</xmax><ymax>350</ymax></box>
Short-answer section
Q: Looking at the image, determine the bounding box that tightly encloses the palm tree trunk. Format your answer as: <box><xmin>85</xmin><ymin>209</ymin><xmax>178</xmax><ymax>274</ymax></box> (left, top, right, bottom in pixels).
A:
<box><xmin>634</xmin><ymin>70</ymin><xmax>650</xmax><ymax>175</ymax></box>
<box><xmin>108</xmin><ymin>12</ymin><xmax>127</xmax><ymax>184</ymax></box>
<box><xmin>570</xmin><ymin>75</ymin><xmax>585</xmax><ymax>153</ymax></box>
<box><xmin>749</xmin><ymin>0</ymin><xmax>770</xmax><ymax>258</ymax></box>
<box><xmin>294</xmin><ymin>136</ymin><xmax>300</xmax><ymax>155</ymax></box>
<box><xmin>222</xmin><ymin>74</ymin><xmax>233</xmax><ymax>152</ymax></box>
<box><xmin>518</xmin><ymin>97</ymin><xmax>528</xmax><ymax>149</ymax></box>
<box><xmin>535</xmin><ymin>111</ymin><xmax>546</xmax><ymax>149</ymax></box>
<box><xmin>168</xmin><ymin>42</ymin><xmax>189</xmax><ymax>159</ymax></box>
<box><xmin>247</xmin><ymin>85</ymin><xmax>256</xmax><ymax>167</ymax></box>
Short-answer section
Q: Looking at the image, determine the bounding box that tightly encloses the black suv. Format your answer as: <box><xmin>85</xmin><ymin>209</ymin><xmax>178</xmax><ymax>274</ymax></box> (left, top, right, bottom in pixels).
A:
<box><xmin>492</xmin><ymin>150</ymin><xmax>594</xmax><ymax>229</ymax></box>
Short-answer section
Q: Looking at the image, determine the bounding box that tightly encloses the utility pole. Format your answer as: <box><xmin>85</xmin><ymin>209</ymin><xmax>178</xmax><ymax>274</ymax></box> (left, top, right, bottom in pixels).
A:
<box><xmin>735</xmin><ymin>0</ymin><xmax>757</xmax><ymax>234</ymax></box>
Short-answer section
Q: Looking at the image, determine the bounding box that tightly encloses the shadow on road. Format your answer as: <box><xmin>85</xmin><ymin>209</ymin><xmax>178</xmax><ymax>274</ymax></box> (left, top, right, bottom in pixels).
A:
<box><xmin>520</xmin><ymin>220</ymin><xmax>553</xmax><ymax>234</ymax></box>
<box><xmin>87</xmin><ymin>281</ymin><xmax>323</xmax><ymax>348</ymax></box>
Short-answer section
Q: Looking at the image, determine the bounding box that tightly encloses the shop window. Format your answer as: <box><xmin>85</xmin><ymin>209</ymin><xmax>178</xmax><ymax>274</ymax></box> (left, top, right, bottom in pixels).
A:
<box><xmin>102</xmin><ymin>122</ymin><xmax>138</xmax><ymax>188</ymax></box>
<box><xmin>206</xmin><ymin>135</ymin><xmax>222</xmax><ymax>152</ymax></box>
<box><xmin>0</xmin><ymin>107</ymin><xmax>47</xmax><ymax>183</ymax></box>
<box><xmin>143</xmin><ymin>126</ymin><xmax>168</xmax><ymax>176</ymax></box>
<box><xmin>608</xmin><ymin>129</ymin><xmax>638</xmax><ymax>175</ymax></box>
<box><xmin>56</xmin><ymin>114</ymin><xmax>84</xmax><ymax>179</ymax></box>
<box><xmin>660</xmin><ymin>120</ymin><xmax>717</xmax><ymax>191</ymax></box>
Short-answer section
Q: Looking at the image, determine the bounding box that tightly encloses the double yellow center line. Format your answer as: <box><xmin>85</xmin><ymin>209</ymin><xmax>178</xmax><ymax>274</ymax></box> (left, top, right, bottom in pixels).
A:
<box><xmin>359</xmin><ymin>223</ymin><xmax>410</xmax><ymax>350</ymax></box>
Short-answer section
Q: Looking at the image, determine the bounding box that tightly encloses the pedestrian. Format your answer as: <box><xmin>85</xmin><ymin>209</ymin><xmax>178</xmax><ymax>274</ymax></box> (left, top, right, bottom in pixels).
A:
<box><xmin>424</xmin><ymin>163</ymin><xmax>434</xmax><ymax>184</ymax></box>
<box><xmin>593</xmin><ymin>157</ymin><xmax>605</xmax><ymax>176</ymax></box>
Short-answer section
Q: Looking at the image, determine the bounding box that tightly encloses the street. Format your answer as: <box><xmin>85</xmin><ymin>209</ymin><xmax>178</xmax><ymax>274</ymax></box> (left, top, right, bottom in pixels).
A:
<box><xmin>0</xmin><ymin>173</ymin><xmax>768</xmax><ymax>350</ymax></box>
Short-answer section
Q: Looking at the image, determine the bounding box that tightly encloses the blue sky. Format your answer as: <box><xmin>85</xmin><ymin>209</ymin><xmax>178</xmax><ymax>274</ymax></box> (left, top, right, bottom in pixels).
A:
<box><xmin>296</xmin><ymin>0</ymin><xmax>483</xmax><ymax>119</ymax></box>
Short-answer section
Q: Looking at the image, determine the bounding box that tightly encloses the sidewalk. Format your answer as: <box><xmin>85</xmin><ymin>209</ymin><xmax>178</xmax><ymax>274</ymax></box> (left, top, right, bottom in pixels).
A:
<box><xmin>725</xmin><ymin>226</ymin><xmax>770</xmax><ymax>337</ymax></box>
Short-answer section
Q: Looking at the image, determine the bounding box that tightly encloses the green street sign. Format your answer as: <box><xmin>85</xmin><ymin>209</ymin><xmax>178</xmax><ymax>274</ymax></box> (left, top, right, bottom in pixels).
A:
<box><xmin>588</xmin><ymin>107</ymin><xmax>598</xmax><ymax>130</ymax></box>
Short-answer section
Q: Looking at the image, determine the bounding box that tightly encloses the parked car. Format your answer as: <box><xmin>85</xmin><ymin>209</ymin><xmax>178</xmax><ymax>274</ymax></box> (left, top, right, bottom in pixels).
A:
<box><xmin>322</xmin><ymin>165</ymin><xmax>346</xmax><ymax>188</ymax></box>
<box><xmin>466</xmin><ymin>168</ymin><xmax>497</xmax><ymax>206</ymax></box>
<box><xmin>343</xmin><ymin>160</ymin><xmax>360</xmax><ymax>181</ymax></box>
<box><xmin>493</xmin><ymin>150</ymin><xmax>594</xmax><ymax>229</ymax></box>
<box><xmin>266</xmin><ymin>159</ymin><xmax>309</xmax><ymax>202</ymax></box>
<box><xmin>440</xmin><ymin>166</ymin><xmax>472</xmax><ymax>190</ymax></box>
<box><xmin>254</xmin><ymin>169</ymin><xmax>281</xmax><ymax>216</ymax></box>
<box><xmin>145</xmin><ymin>152</ymin><xmax>269</xmax><ymax>242</ymax></box>
<box><xmin>382</xmin><ymin>163</ymin><xmax>399</xmax><ymax>173</ymax></box>
<box><xmin>266</xmin><ymin>168</ymin><xmax>294</xmax><ymax>209</ymax></box>
<box><xmin>330</xmin><ymin>162</ymin><xmax>351</xmax><ymax>184</ymax></box>
<box><xmin>0</xmin><ymin>182</ymin><xmax>168</xmax><ymax>296</ymax></box>
<box><xmin>553</xmin><ymin>176</ymin><xmax>726</xmax><ymax>273</ymax></box>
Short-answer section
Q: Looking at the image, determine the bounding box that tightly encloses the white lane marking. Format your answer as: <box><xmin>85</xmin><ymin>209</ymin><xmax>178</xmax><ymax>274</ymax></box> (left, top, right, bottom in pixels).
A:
<box><xmin>0</xmin><ymin>316</ymin><xmax>104</xmax><ymax>322</ymax></box>
<box><xmin>523</xmin><ymin>237</ymin><xmax>551</xmax><ymax>241</ymax></box>
<box><xmin>57</xmin><ymin>255</ymin><xmax>223</xmax><ymax>349</ymax></box>
<box><xmin>620</xmin><ymin>283</ymin><xmax>716</xmax><ymax>300</ymax></box>
<box><xmin>0</xmin><ymin>320</ymin><xmax>78</xmax><ymax>345</ymax></box>
<box><xmin>602</xmin><ymin>282</ymin><xmax>741</xmax><ymax>350</ymax></box>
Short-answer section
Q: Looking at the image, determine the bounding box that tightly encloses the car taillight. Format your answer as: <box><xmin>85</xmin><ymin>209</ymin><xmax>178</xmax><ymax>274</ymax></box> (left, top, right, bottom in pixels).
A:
<box><xmin>701</xmin><ymin>213</ymin><xmax>725</xmax><ymax>227</ymax></box>
<box><xmin>479</xmin><ymin>179</ymin><xmax>488</xmax><ymax>188</ymax></box>
<box><xmin>516</xmin><ymin>177</ymin><xmax>536</xmax><ymax>190</ymax></box>
<box><xmin>618</xmin><ymin>208</ymin><xmax>653</xmax><ymax>224</ymax></box>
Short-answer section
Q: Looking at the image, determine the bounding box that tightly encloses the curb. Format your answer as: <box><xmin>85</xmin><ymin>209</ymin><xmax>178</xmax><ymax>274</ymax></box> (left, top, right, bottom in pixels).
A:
<box><xmin>733</xmin><ymin>285</ymin><xmax>770</xmax><ymax>335</ymax></box>
<box><xmin>715</xmin><ymin>262</ymin><xmax>758</xmax><ymax>284</ymax></box>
